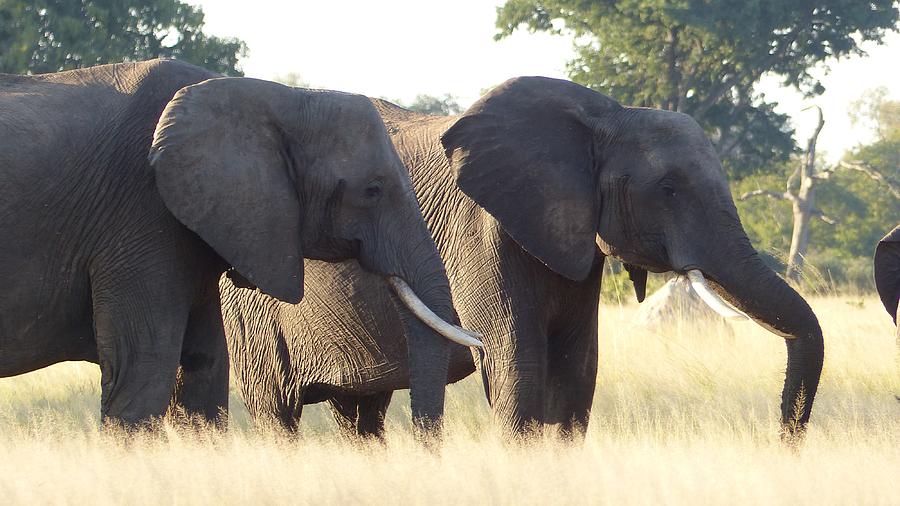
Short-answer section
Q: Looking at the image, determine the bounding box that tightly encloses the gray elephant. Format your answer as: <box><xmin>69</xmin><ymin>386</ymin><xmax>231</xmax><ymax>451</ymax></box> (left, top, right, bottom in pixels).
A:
<box><xmin>873</xmin><ymin>225</ymin><xmax>900</xmax><ymax>401</ymax></box>
<box><xmin>874</xmin><ymin>226</ymin><xmax>900</xmax><ymax>325</ymax></box>
<box><xmin>221</xmin><ymin>260</ymin><xmax>476</xmax><ymax>436</ymax></box>
<box><xmin>223</xmin><ymin>77</ymin><xmax>825</xmax><ymax>439</ymax></box>
<box><xmin>0</xmin><ymin>59</ymin><xmax>474</xmax><ymax>429</ymax></box>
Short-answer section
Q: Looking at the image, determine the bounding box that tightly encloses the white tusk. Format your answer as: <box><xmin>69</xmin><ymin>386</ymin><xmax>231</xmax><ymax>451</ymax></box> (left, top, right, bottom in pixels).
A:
<box><xmin>686</xmin><ymin>270</ymin><xmax>749</xmax><ymax>321</ymax></box>
<box><xmin>387</xmin><ymin>276</ymin><xmax>484</xmax><ymax>348</ymax></box>
<box><xmin>453</xmin><ymin>325</ymin><xmax>482</xmax><ymax>339</ymax></box>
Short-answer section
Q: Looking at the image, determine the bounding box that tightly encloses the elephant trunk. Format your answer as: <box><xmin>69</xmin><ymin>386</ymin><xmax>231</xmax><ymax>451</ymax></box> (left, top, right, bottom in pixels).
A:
<box><xmin>361</xmin><ymin>210</ymin><xmax>463</xmax><ymax>439</ymax></box>
<box><xmin>698</xmin><ymin>235</ymin><xmax>824</xmax><ymax>439</ymax></box>
<box><xmin>394</xmin><ymin>240</ymin><xmax>456</xmax><ymax>438</ymax></box>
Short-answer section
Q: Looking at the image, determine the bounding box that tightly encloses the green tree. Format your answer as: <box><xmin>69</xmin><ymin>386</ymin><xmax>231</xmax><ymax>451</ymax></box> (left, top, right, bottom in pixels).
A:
<box><xmin>273</xmin><ymin>72</ymin><xmax>310</xmax><ymax>88</ymax></box>
<box><xmin>735</xmin><ymin>91</ymin><xmax>900</xmax><ymax>291</ymax></box>
<box><xmin>0</xmin><ymin>0</ymin><xmax>247</xmax><ymax>75</ymax></box>
<box><xmin>496</xmin><ymin>0</ymin><xmax>900</xmax><ymax>178</ymax></box>
<box><xmin>406</xmin><ymin>93</ymin><xmax>462</xmax><ymax>116</ymax></box>
<box><xmin>833</xmin><ymin>88</ymin><xmax>900</xmax><ymax>253</ymax></box>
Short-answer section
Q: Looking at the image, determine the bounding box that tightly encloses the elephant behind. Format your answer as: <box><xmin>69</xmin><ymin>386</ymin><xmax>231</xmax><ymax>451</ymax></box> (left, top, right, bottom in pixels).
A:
<box><xmin>221</xmin><ymin>261</ymin><xmax>475</xmax><ymax>435</ymax></box>
<box><xmin>224</xmin><ymin>77</ymin><xmax>824</xmax><ymax>440</ymax></box>
<box><xmin>0</xmin><ymin>59</ymin><xmax>475</xmax><ymax>430</ymax></box>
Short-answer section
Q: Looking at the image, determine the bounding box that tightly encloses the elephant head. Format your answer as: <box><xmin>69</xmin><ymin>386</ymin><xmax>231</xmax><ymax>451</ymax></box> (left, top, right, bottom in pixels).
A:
<box><xmin>148</xmin><ymin>77</ymin><xmax>479</xmax><ymax>431</ymax></box>
<box><xmin>874</xmin><ymin>226</ymin><xmax>900</xmax><ymax>324</ymax></box>
<box><xmin>440</xmin><ymin>76</ymin><xmax>824</xmax><ymax>436</ymax></box>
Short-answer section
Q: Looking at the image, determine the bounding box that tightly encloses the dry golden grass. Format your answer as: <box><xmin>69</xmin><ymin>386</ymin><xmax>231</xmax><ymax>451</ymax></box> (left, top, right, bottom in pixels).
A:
<box><xmin>1</xmin><ymin>296</ymin><xmax>898</xmax><ymax>504</ymax></box>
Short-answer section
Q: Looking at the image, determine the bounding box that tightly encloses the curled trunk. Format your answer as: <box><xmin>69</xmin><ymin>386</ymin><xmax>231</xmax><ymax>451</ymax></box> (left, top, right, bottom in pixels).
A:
<box><xmin>702</xmin><ymin>236</ymin><xmax>824</xmax><ymax>438</ymax></box>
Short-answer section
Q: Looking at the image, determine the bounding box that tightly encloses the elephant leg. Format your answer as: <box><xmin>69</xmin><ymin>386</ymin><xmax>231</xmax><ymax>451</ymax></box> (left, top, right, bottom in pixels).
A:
<box><xmin>91</xmin><ymin>267</ymin><xmax>191</xmax><ymax>427</ymax></box>
<box><xmin>170</xmin><ymin>291</ymin><xmax>229</xmax><ymax>426</ymax></box>
<box><xmin>327</xmin><ymin>392</ymin><xmax>393</xmax><ymax>440</ymax></box>
<box><xmin>480</xmin><ymin>315</ymin><xmax>549</xmax><ymax>439</ymax></box>
<box><xmin>544</xmin><ymin>314</ymin><xmax>599</xmax><ymax>441</ymax></box>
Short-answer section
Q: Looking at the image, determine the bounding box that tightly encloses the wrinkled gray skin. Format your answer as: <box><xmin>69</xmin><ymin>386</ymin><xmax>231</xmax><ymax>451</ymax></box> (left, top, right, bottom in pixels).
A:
<box><xmin>873</xmin><ymin>225</ymin><xmax>900</xmax><ymax>401</ymax></box>
<box><xmin>221</xmin><ymin>260</ymin><xmax>473</xmax><ymax>436</ymax></box>
<box><xmin>0</xmin><ymin>59</ymin><xmax>456</xmax><ymax>430</ymax></box>
<box><xmin>874</xmin><ymin>226</ymin><xmax>900</xmax><ymax>325</ymax></box>
<box><xmin>224</xmin><ymin>77</ymin><xmax>825</xmax><ymax>440</ymax></box>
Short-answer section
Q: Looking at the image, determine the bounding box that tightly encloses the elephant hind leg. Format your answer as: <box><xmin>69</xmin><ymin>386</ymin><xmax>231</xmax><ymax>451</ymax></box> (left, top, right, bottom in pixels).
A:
<box><xmin>169</xmin><ymin>291</ymin><xmax>229</xmax><ymax>427</ymax></box>
<box><xmin>327</xmin><ymin>392</ymin><xmax>393</xmax><ymax>440</ymax></box>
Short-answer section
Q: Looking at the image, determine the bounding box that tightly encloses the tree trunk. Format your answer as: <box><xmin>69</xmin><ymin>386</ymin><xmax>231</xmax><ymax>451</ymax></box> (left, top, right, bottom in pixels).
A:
<box><xmin>785</xmin><ymin>108</ymin><xmax>824</xmax><ymax>281</ymax></box>
<box><xmin>663</xmin><ymin>26</ymin><xmax>681</xmax><ymax>112</ymax></box>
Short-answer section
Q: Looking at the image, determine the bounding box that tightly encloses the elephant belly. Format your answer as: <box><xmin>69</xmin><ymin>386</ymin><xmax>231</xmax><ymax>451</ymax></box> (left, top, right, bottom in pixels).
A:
<box><xmin>0</xmin><ymin>260</ymin><xmax>97</xmax><ymax>377</ymax></box>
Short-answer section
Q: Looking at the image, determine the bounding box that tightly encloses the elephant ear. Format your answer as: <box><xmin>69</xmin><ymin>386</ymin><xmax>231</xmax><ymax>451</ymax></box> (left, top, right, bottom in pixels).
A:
<box><xmin>874</xmin><ymin>225</ymin><xmax>900</xmax><ymax>324</ymax></box>
<box><xmin>440</xmin><ymin>76</ymin><xmax>619</xmax><ymax>281</ymax></box>
<box><xmin>150</xmin><ymin>77</ymin><xmax>305</xmax><ymax>303</ymax></box>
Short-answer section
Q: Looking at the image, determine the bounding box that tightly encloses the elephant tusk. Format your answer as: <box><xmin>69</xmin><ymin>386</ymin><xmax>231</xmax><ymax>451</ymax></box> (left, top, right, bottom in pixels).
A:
<box><xmin>387</xmin><ymin>276</ymin><xmax>485</xmax><ymax>348</ymax></box>
<box><xmin>686</xmin><ymin>270</ymin><xmax>749</xmax><ymax>321</ymax></box>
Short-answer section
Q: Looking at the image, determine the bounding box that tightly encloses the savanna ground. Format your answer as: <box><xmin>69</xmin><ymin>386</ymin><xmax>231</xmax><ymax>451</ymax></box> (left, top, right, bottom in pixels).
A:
<box><xmin>0</xmin><ymin>297</ymin><xmax>898</xmax><ymax>504</ymax></box>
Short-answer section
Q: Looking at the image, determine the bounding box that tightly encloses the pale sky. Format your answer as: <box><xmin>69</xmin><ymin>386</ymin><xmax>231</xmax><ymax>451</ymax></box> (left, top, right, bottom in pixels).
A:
<box><xmin>194</xmin><ymin>0</ymin><xmax>899</xmax><ymax>163</ymax></box>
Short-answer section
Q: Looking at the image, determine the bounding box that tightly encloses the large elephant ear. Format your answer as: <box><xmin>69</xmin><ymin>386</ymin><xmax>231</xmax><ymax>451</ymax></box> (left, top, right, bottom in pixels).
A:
<box><xmin>874</xmin><ymin>225</ymin><xmax>900</xmax><ymax>324</ymax></box>
<box><xmin>440</xmin><ymin>76</ymin><xmax>619</xmax><ymax>281</ymax></box>
<box><xmin>150</xmin><ymin>77</ymin><xmax>305</xmax><ymax>303</ymax></box>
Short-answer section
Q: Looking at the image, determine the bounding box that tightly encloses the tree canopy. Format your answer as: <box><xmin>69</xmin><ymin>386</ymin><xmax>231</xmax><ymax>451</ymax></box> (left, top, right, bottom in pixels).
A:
<box><xmin>496</xmin><ymin>0</ymin><xmax>900</xmax><ymax>178</ymax></box>
<box><xmin>0</xmin><ymin>0</ymin><xmax>247</xmax><ymax>75</ymax></box>
<box><xmin>405</xmin><ymin>93</ymin><xmax>463</xmax><ymax>116</ymax></box>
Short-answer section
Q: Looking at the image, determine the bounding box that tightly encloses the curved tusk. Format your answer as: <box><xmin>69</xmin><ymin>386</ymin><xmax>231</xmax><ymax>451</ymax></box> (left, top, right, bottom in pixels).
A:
<box><xmin>387</xmin><ymin>276</ymin><xmax>484</xmax><ymax>348</ymax></box>
<box><xmin>686</xmin><ymin>270</ymin><xmax>749</xmax><ymax>321</ymax></box>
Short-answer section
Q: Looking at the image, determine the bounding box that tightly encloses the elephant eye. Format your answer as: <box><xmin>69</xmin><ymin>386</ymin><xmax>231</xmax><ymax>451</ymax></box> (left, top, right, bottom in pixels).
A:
<box><xmin>364</xmin><ymin>181</ymin><xmax>383</xmax><ymax>200</ymax></box>
<box><xmin>662</xmin><ymin>185</ymin><xmax>676</xmax><ymax>197</ymax></box>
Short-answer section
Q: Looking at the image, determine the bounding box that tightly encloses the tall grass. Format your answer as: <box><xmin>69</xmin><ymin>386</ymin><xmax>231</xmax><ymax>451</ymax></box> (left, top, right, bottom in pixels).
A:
<box><xmin>0</xmin><ymin>297</ymin><xmax>897</xmax><ymax>504</ymax></box>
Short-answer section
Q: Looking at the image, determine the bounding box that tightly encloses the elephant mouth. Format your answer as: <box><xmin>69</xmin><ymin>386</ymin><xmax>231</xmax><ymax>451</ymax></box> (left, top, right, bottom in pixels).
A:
<box><xmin>683</xmin><ymin>270</ymin><xmax>748</xmax><ymax>321</ymax></box>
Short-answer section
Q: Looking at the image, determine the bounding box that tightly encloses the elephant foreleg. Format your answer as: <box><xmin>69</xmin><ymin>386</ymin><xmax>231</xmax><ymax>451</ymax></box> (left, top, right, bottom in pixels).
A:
<box><xmin>327</xmin><ymin>392</ymin><xmax>393</xmax><ymax>440</ymax></box>
<box><xmin>480</xmin><ymin>314</ymin><xmax>549</xmax><ymax>439</ymax></box>
<box><xmin>544</xmin><ymin>314</ymin><xmax>599</xmax><ymax>441</ymax></box>
<box><xmin>170</xmin><ymin>291</ymin><xmax>229</xmax><ymax>427</ymax></box>
<box><xmin>91</xmin><ymin>265</ymin><xmax>190</xmax><ymax>427</ymax></box>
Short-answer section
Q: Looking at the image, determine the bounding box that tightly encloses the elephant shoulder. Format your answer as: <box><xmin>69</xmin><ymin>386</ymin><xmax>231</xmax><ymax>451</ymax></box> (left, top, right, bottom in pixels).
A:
<box><xmin>874</xmin><ymin>225</ymin><xmax>900</xmax><ymax>324</ymax></box>
<box><xmin>125</xmin><ymin>59</ymin><xmax>218</xmax><ymax>109</ymax></box>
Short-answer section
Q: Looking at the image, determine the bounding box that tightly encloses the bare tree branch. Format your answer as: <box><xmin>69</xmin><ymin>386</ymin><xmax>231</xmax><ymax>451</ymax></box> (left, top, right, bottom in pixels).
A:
<box><xmin>811</xmin><ymin>209</ymin><xmax>837</xmax><ymax>225</ymax></box>
<box><xmin>738</xmin><ymin>189</ymin><xmax>796</xmax><ymax>202</ymax></box>
<box><xmin>838</xmin><ymin>160</ymin><xmax>900</xmax><ymax>200</ymax></box>
<box><xmin>812</xmin><ymin>166</ymin><xmax>835</xmax><ymax>180</ymax></box>
<box><xmin>785</xmin><ymin>164</ymin><xmax>801</xmax><ymax>194</ymax></box>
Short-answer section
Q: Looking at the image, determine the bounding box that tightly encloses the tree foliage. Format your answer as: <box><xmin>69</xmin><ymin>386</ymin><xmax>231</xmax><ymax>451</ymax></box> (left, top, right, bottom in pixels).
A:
<box><xmin>496</xmin><ymin>0</ymin><xmax>900</xmax><ymax>178</ymax></box>
<box><xmin>0</xmin><ymin>0</ymin><xmax>247</xmax><ymax>75</ymax></box>
<box><xmin>405</xmin><ymin>93</ymin><xmax>463</xmax><ymax>116</ymax></box>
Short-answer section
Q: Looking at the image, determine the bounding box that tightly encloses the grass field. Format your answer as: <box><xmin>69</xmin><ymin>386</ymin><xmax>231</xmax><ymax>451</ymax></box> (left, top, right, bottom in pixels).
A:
<box><xmin>1</xmin><ymin>297</ymin><xmax>898</xmax><ymax>504</ymax></box>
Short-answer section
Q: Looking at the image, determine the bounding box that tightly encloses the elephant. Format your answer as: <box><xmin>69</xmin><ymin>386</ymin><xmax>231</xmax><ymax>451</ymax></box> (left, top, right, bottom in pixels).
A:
<box><xmin>874</xmin><ymin>226</ymin><xmax>900</xmax><ymax>325</ymax></box>
<box><xmin>874</xmin><ymin>225</ymin><xmax>900</xmax><ymax>401</ymax></box>
<box><xmin>0</xmin><ymin>59</ymin><xmax>476</xmax><ymax>430</ymax></box>
<box><xmin>222</xmin><ymin>76</ymin><xmax>825</xmax><ymax>440</ymax></box>
<box><xmin>220</xmin><ymin>259</ymin><xmax>476</xmax><ymax>437</ymax></box>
